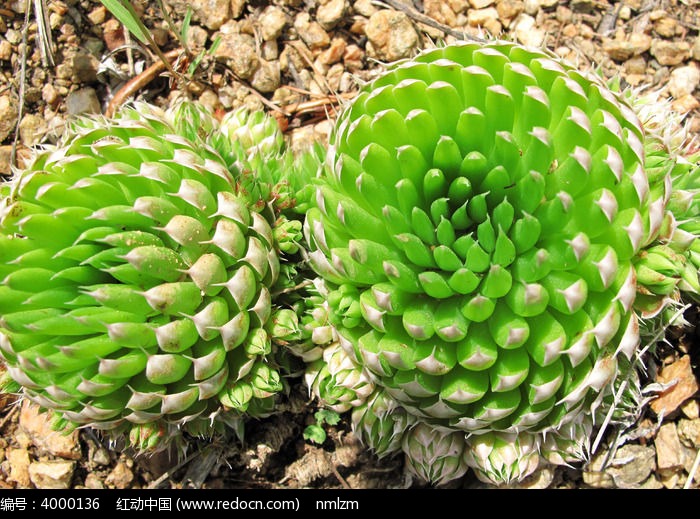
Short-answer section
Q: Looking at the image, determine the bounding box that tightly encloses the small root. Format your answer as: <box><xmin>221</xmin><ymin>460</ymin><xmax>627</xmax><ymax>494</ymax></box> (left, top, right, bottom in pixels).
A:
<box><xmin>281</xmin><ymin>438</ymin><xmax>362</xmax><ymax>487</ymax></box>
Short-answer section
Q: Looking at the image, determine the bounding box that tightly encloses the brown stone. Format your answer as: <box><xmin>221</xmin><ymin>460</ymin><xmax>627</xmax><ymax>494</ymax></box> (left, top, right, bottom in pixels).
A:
<box><xmin>343</xmin><ymin>44</ymin><xmax>364</xmax><ymax>72</ymax></box>
<box><xmin>0</xmin><ymin>389</ymin><xmax>16</xmax><ymax>411</ymax></box>
<box><xmin>624</xmin><ymin>73</ymin><xmax>647</xmax><ymax>87</ymax></box>
<box><xmin>0</xmin><ymin>144</ymin><xmax>30</xmax><ymax>173</ymax></box>
<box><xmin>18</xmin><ymin>114</ymin><xmax>47</xmax><ymax>147</ymax></box>
<box><xmin>294</xmin><ymin>12</ymin><xmax>331</xmax><ymax>50</ymax></box>
<box><xmin>652</xmin><ymin>14</ymin><xmax>677</xmax><ymax>38</ymax></box>
<box><xmin>681</xmin><ymin>399</ymin><xmax>699</xmax><ymax>420</ymax></box>
<box><xmin>425</xmin><ymin>0</ymin><xmax>458</xmax><ymax>27</ymax></box>
<box><xmin>0</xmin><ymin>40</ymin><xmax>12</xmax><ymax>60</ymax></box>
<box><xmin>449</xmin><ymin>0</ymin><xmax>469</xmax><ymax>13</ymax></box>
<box><xmin>680</xmin><ymin>444</ymin><xmax>698</xmax><ymax>477</ymax></box>
<box><xmin>102</xmin><ymin>18</ymin><xmax>125</xmax><ymax>52</ymax></box>
<box><xmin>317</xmin><ymin>0</ymin><xmax>347</xmax><ymax>30</ymax></box>
<box><xmin>318</xmin><ymin>38</ymin><xmax>347</xmax><ymax>66</ymax></box>
<box><xmin>65</xmin><ymin>87</ymin><xmax>101</xmax><ymax>116</ymax></box>
<box><xmin>7</xmin><ymin>448</ymin><xmax>31</xmax><ymax>488</ymax></box>
<box><xmin>259</xmin><ymin>6</ymin><xmax>288</xmax><ymax>41</ymax></box>
<box><xmin>555</xmin><ymin>4</ymin><xmax>572</xmax><ymax>23</ymax></box>
<box><xmin>84</xmin><ymin>473</ymin><xmax>105</xmax><ymax>489</ymax></box>
<box><xmin>692</xmin><ymin>36</ymin><xmax>700</xmax><ymax>61</ymax></box>
<box><xmin>105</xmin><ymin>461</ymin><xmax>134</xmax><ymax>489</ymax></box>
<box><xmin>42</xmin><ymin>83</ymin><xmax>59</xmax><ymax>106</ymax></box>
<box><xmin>231</xmin><ymin>0</ymin><xmax>246</xmax><ymax>18</ymax></box>
<box><xmin>0</xmin><ymin>94</ymin><xmax>18</xmax><ymax>143</ymax></box>
<box><xmin>29</xmin><ymin>460</ymin><xmax>75</xmax><ymax>490</ymax></box>
<box><xmin>326</xmin><ymin>63</ymin><xmax>345</xmax><ymax>92</ymax></box>
<box><xmin>606</xmin><ymin>444</ymin><xmax>656</xmax><ymax>488</ymax></box>
<box><xmin>279</xmin><ymin>44</ymin><xmax>306</xmax><ymax>72</ymax></box>
<box><xmin>668</xmin><ymin>63</ymin><xmax>700</xmax><ymax>99</ymax></box>
<box><xmin>650</xmin><ymin>40</ymin><xmax>691</xmax><ymax>66</ymax></box>
<box><xmin>250</xmin><ymin>59</ymin><xmax>280</xmax><ymax>93</ymax></box>
<box><xmin>650</xmin><ymin>356</ymin><xmax>699</xmax><ymax>416</ymax></box>
<box><xmin>467</xmin><ymin>7</ymin><xmax>500</xmax><ymax>35</ymax></box>
<box><xmin>0</xmin><ymin>144</ymin><xmax>14</xmax><ymax>175</ymax></box>
<box><xmin>640</xmin><ymin>475</ymin><xmax>664</xmax><ymax>489</ymax></box>
<box><xmin>365</xmin><ymin>10</ymin><xmax>420</xmax><ymax>62</ymax></box>
<box><xmin>671</xmin><ymin>94</ymin><xmax>700</xmax><ymax>114</ymax></box>
<box><xmin>690</xmin><ymin>115</ymin><xmax>700</xmax><ymax>134</ymax></box>
<box><xmin>87</xmin><ymin>5</ymin><xmax>107</xmax><ymax>25</ymax></box>
<box><xmin>655</xmin><ymin>422</ymin><xmax>684</xmax><ymax>471</ymax></box>
<box><xmin>469</xmin><ymin>0</ymin><xmax>495</xmax><ymax>7</ymax></box>
<box><xmin>659</xmin><ymin>470</ymin><xmax>680</xmax><ymax>489</ymax></box>
<box><xmin>349</xmin><ymin>16</ymin><xmax>367</xmax><ymax>35</ymax></box>
<box><xmin>19</xmin><ymin>402</ymin><xmax>81</xmax><ymax>460</ymax></box>
<box><xmin>513</xmin><ymin>14</ymin><xmax>544</xmax><ymax>47</ymax></box>
<box><xmin>602</xmin><ymin>34</ymin><xmax>651</xmax><ymax>61</ymax></box>
<box><xmin>624</xmin><ymin>55</ymin><xmax>646</xmax><ymax>75</ymax></box>
<box><xmin>215</xmin><ymin>32</ymin><xmax>259</xmax><ymax>79</ymax></box>
<box><xmin>562</xmin><ymin>24</ymin><xmax>577</xmax><ymax>38</ymax></box>
<box><xmin>423</xmin><ymin>0</ymin><xmax>457</xmax><ymax>27</ymax></box>
<box><xmin>523</xmin><ymin>0</ymin><xmax>540</xmax><ymax>14</ymax></box>
<box><xmin>678</xmin><ymin>418</ymin><xmax>700</xmax><ymax>448</ymax></box>
<box><xmin>353</xmin><ymin>0</ymin><xmax>377</xmax><ymax>17</ymax></box>
<box><xmin>656</xmin><ymin>18</ymin><xmax>677</xmax><ymax>37</ymax></box>
<box><xmin>169</xmin><ymin>0</ymin><xmax>231</xmax><ymax>30</ymax></box>
<box><xmin>262</xmin><ymin>40</ymin><xmax>279</xmax><ymax>60</ymax></box>
<box><xmin>497</xmin><ymin>0</ymin><xmax>524</xmax><ymax>23</ymax></box>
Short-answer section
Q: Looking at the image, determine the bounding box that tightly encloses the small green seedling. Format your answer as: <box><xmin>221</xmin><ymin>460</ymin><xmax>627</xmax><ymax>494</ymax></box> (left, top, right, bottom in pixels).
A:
<box><xmin>303</xmin><ymin>410</ymin><xmax>341</xmax><ymax>445</ymax></box>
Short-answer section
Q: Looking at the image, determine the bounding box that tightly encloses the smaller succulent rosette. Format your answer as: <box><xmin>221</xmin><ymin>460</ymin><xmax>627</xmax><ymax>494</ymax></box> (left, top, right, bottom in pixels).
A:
<box><xmin>351</xmin><ymin>389</ymin><xmax>416</xmax><ymax>459</ymax></box>
<box><xmin>0</xmin><ymin>101</ymin><xmax>304</xmax><ymax>450</ymax></box>
<box><xmin>464</xmin><ymin>431</ymin><xmax>541</xmax><ymax>484</ymax></box>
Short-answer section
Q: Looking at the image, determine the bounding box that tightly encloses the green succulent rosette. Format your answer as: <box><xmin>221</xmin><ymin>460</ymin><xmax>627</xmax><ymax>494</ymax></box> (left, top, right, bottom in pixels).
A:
<box><xmin>303</xmin><ymin>40</ymin><xmax>681</xmax><ymax>484</ymax></box>
<box><xmin>0</xmin><ymin>101</ymin><xmax>304</xmax><ymax>448</ymax></box>
<box><xmin>305</xmin><ymin>341</ymin><xmax>375</xmax><ymax>413</ymax></box>
<box><xmin>633</xmin><ymin>240</ymin><xmax>698</xmax><ymax>325</ymax></box>
<box><xmin>464</xmin><ymin>431</ymin><xmax>540</xmax><ymax>485</ymax></box>
<box><xmin>402</xmin><ymin>423</ymin><xmax>469</xmax><ymax>486</ymax></box>
<box><xmin>629</xmin><ymin>90</ymin><xmax>700</xmax><ymax>320</ymax></box>
<box><xmin>351</xmin><ymin>388</ymin><xmax>416</xmax><ymax>459</ymax></box>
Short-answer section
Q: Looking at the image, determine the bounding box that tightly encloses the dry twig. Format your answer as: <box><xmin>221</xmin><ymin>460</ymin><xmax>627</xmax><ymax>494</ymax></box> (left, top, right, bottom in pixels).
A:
<box><xmin>10</xmin><ymin>0</ymin><xmax>31</xmax><ymax>170</ymax></box>
<box><xmin>0</xmin><ymin>404</ymin><xmax>19</xmax><ymax>430</ymax></box>
<box><xmin>147</xmin><ymin>449</ymin><xmax>202</xmax><ymax>489</ymax></box>
<box><xmin>33</xmin><ymin>0</ymin><xmax>55</xmax><ymax>67</ymax></box>
<box><xmin>326</xmin><ymin>451</ymin><xmax>352</xmax><ymax>489</ymax></box>
<box><xmin>375</xmin><ymin>0</ymin><xmax>486</xmax><ymax>43</ymax></box>
<box><xmin>287</xmin><ymin>40</ymin><xmax>336</xmax><ymax>95</ymax></box>
<box><xmin>271</xmin><ymin>92</ymin><xmax>356</xmax><ymax>132</ymax></box>
<box><xmin>105</xmin><ymin>49</ymin><xmax>182</xmax><ymax>117</ymax></box>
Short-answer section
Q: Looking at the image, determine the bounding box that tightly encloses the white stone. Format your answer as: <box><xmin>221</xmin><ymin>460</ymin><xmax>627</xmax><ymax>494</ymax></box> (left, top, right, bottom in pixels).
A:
<box><xmin>523</xmin><ymin>0</ymin><xmax>540</xmax><ymax>15</ymax></box>
<box><xmin>668</xmin><ymin>63</ymin><xmax>700</xmax><ymax>99</ymax></box>
<box><xmin>28</xmin><ymin>461</ymin><xmax>75</xmax><ymax>490</ymax></box>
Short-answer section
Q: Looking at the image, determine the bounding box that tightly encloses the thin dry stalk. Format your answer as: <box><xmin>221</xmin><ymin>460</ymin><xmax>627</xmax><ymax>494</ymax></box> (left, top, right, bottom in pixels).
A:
<box><xmin>105</xmin><ymin>49</ymin><xmax>182</xmax><ymax>117</ymax></box>
<box><xmin>10</xmin><ymin>0</ymin><xmax>31</xmax><ymax>170</ymax></box>
<box><xmin>375</xmin><ymin>0</ymin><xmax>486</xmax><ymax>42</ymax></box>
<box><xmin>684</xmin><ymin>448</ymin><xmax>700</xmax><ymax>489</ymax></box>
<box><xmin>33</xmin><ymin>0</ymin><xmax>55</xmax><ymax>67</ymax></box>
<box><xmin>0</xmin><ymin>404</ymin><xmax>19</xmax><ymax>430</ymax></box>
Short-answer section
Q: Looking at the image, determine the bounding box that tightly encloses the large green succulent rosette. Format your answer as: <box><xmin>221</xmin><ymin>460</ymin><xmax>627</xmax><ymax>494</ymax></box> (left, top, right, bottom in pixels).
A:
<box><xmin>304</xmin><ymin>40</ymin><xmax>676</xmax><ymax>484</ymax></box>
<box><xmin>0</xmin><ymin>101</ymin><xmax>304</xmax><ymax>450</ymax></box>
<box><xmin>628</xmin><ymin>89</ymin><xmax>700</xmax><ymax>322</ymax></box>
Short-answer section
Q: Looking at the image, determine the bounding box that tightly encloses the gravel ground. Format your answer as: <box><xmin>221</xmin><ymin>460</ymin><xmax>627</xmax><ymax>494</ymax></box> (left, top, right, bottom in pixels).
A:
<box><xmin>0</xmin><ymin>0</ymin><xmax>699</xmax><ymax>490</ymax></box>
